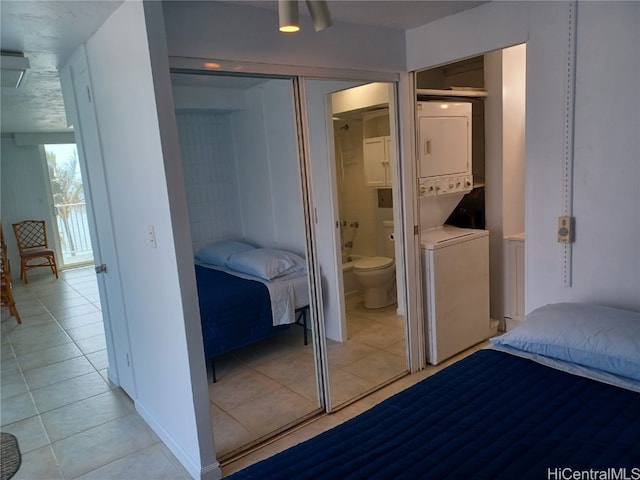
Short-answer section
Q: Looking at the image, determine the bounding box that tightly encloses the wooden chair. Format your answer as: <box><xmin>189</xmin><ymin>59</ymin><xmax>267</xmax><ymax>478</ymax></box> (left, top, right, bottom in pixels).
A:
<box><xmin>12</xmin><ymin>220</ymin><xmax>59</xmax><ymax>284</ymax></box>
<box><xmin>1</xmin><ymin>227</ymin><xmax>21</xmax><ymax>323</ymax></box>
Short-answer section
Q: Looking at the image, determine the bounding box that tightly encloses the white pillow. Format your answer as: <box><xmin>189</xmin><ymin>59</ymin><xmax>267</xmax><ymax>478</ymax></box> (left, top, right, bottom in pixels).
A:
<box><xmin>491</xmin><ymin>302</ymin><xmax>640</xmax><ymax>382</ymax></box>
<box><xmin>227</xmin><ymin>248</ymin><xmax>306</xmax><ymax>281</ymax></box>
<box><xmin>195</xmin><ymin>240</ymin><xmax>255</xmax><ymax>266</ymax></box>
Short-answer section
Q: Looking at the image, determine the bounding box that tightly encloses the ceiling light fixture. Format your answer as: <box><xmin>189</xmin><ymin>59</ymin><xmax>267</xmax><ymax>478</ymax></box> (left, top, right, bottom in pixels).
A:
<box><xmin>1</xmin><ymin>51</ymin><xmax>30</xmax><ymax>88</ymax></box>
<box><xmin>278</xmin><ymin>0</ymin><xmax>332</xmax><ymax>33</ymax></box>
<box><xmin>306</xmin><ymin>0</ymin><xmax>332</xmax><ymax>32</ymax></box>
<box><xmin>279</xmin><ymin>0</ymin><xmax>300</xmax><ymax>33</ymax></box>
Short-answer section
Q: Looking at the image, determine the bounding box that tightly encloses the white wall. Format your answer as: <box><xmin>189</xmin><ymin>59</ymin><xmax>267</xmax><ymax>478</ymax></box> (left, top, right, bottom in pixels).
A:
<box><xmin>84</xmin><ymin>2</ymin><xmax>216</xmax><ymax>478</ymax></box>
<box><xmin>407</xmin><ymin>1</ymin><xmax>640</xmax><ymax>313</ymax></box>
<box><xmin>501</xmin><ymin>44</ymin><xmax>526</xmax><ymax>238</ymax></box>
<box><xmin>483</xmin><ymin>49</ymin><xmax>505</xmax><ymax>323</ymax></box>
<box><xmin>256</xmin><ymin>80</ymin><xmax>306</xmax><ymax>254</ymax></box>
<box><xmin>177</xmin><ymin>111</ymin><xmax>242</xmax><ymax>253</ymax></box>
<box><xmin>568</xmin><ymin>2</ymin><xmax>639</xmax><ymax>310</ymax></box>
<box><xmin>177</xmin><ymin>80</ymin><xmax>306</xmax><ymax>257</ymax></box>
<box><xmin>232</xmin><ymin>80</ymin><xmax>306</xmax><ymax>255</ymax></box>
<box><xmin>484</xmin><ymin>43</ymin><xmax>527</xmax><ymax>324</ymax></box>
<box><xmin>172</xmin><ymin>86</ymin><xmax>246</xmax><ymax>112</ymax></box>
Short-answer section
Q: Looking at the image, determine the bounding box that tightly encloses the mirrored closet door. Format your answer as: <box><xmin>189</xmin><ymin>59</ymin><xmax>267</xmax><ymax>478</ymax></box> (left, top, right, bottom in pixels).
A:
<box><xmin>171</xmin><ymin>72</ymin><xmax>322</xmax><ymax>459</ymax></box>
<box><xmin>304</xmin><ymin>79</ymin><xmax>409</xmax><ymax>411</ymax></box>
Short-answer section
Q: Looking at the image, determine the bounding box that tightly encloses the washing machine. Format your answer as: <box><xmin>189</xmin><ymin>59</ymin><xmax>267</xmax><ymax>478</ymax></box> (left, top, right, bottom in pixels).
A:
<box><xmin>421</xmin><ymin>225</ymin><xmax>490</xmax><ymax>365</ymax></box>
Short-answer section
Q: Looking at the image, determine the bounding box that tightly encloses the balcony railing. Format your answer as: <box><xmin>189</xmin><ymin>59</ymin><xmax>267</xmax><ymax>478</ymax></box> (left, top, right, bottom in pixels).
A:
<box><xmin>55</xmin><ymin>202</ymin><xmax>94</xmax><ymax>266</ymax></box>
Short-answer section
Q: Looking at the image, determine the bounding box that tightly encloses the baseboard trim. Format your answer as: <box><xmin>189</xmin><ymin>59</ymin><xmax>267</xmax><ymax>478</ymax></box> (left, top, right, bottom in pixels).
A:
<box><xmin>135</xmin><ymin>401</ymin><xmax>221</xmax><ymax>480</ymax></box>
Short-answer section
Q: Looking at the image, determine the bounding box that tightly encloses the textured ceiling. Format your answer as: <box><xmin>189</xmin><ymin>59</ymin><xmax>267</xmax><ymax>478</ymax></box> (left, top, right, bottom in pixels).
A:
<box><xmin>0</xmin><ymin>1</ymin><xmax>122</xmax><ymax>133</ymax></box>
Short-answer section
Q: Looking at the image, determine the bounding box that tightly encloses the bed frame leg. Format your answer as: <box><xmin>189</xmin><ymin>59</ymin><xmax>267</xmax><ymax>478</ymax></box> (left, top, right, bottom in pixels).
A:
<box><xmin>295</xmin><ymin>307</ymin><xmax>309</xmax><ymax>345</ymax></box>
<box><xmin>303</xmin><ymin>308</ymin><xmax>308</xmax><ymax>345</ymax></box>
<box><xmin>207</xmin><ymin>358</ymin><xmax>217</xmax><ymax>383</ymax></box>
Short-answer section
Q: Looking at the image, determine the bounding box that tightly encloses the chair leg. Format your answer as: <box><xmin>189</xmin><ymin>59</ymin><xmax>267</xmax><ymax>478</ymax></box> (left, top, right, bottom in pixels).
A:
<box><xmin>8</xmin><ymin>295</ymin><xmax>21</xmax><ymax>324</ymax></box>
<box><xmin>3</xmin><ymin>283</ymin><xmax>21</xmax><ymax>324</ymax></box>
<box><xmin>12</xmin><ymin>305</ymin><xmax>21</xmax><ymax>324</ymax></box>
<box><xmin>20</xmin><ymin>259</ymin><xmax>28</xmax><ymax>284</ymax></box>
<box><xmin>19</xmin><ymin>257</ymin><xmax>59</xmax><ymax>283</ymax></box>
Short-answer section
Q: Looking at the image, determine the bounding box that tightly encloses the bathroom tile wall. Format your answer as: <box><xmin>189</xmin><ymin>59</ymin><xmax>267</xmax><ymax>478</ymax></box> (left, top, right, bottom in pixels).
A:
<box><xmin>176</xmin><ymin>111</ymin><xmax>241</xmax><ymax>253</ymax></box>
<box><xmin>334</xmin><ymin>119</ymin><xmax>379</xmax><ymax>258</ymax></box>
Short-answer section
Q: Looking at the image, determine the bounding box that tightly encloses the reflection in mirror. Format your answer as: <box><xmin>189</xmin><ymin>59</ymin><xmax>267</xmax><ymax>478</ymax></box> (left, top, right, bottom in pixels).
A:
<box><xmin>171</xmin><ymin>72</ymin><xmax>321</xmax><ymax>459</ymax></box>
<box><xmin>305</xmin><ymin>80</ymin><xmax>408</xmax><ymax>411</ymax></box>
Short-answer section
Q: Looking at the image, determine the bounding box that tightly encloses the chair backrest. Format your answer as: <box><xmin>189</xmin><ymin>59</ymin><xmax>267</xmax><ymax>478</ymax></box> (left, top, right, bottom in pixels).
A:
<box><xmin>13</xmin><ymin>220</ymin><xmax>49</xmax><ymax>251</ymax></box>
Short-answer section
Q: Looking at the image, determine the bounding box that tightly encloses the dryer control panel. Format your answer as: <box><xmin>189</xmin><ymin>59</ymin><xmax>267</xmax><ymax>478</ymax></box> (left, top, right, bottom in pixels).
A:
<box><xmin>419</xmin><ymin>175</ymin><xmax>473</xmax><ymax>197</ymax></box>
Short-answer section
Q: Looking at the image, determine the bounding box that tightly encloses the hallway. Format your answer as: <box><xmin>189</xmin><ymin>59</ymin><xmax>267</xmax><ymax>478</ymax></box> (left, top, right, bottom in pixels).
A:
<box><xmin>1</xmin><ymin>267</ymin><xmax>190</xmax><ymax>479</ymax></box>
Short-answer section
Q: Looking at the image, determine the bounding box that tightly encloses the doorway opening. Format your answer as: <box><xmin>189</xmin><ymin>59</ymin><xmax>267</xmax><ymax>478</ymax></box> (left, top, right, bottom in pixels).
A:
<box><xmin>44</xmin><ymin>144</ymin><xmax>94</xmax><ymax>268</ymax></box>
<box><xmin>329</xmin><ymin>85</ymin><xmax>407</xmax><ymax>408</ymax></box>
<box><xmin>414</xmin><ymin>43</ymin><xmax>527</xmax><ymax>365</ymax></box>
<box><xmin>305</xmin><ymin>79</ymin><xmax>409</xmax><ymax>412</ymax></box>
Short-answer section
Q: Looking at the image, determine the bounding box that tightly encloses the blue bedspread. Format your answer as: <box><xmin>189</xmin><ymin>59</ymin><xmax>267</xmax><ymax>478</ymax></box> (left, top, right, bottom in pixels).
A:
<box><xmin>228</xmin><ymin>349</ymin><xmax>640</xmax><ymax>479</ymax></box>
<box><xmin>195</xmin><ymin>265</ymin><xmax>287</xmax><ymax>359</ymax></box>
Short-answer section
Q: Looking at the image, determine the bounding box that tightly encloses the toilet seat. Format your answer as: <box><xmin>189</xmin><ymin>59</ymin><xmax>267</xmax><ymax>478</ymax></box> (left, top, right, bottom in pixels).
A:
<box><xmin>353</xmin><ymin>256</ymin><xmax>394</xmax><ymax>272</ymax></box>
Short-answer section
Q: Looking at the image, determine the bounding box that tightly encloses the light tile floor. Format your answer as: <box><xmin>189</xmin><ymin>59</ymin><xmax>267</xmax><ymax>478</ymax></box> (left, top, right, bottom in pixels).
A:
<box><xmin>2</xmin><ymin>266</ymin><xmax>485</xmax><ymax>479</ymax></box>
<box><xmin>221</xmin><ymin>340</ymin><xmax>486</xmax><ymax>477</ymax></box>
<box><xmin>1</xmin><ymin>267</ymin><xmax>191</xmax><ymax>480</ymax></box>
<box><xmin>209</xmin><ymin>293</ymin><xmax>408</xmax><ymax>460</ymax></box>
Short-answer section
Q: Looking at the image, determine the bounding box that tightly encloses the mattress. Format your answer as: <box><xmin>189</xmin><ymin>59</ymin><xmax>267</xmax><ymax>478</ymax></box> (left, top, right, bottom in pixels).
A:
<box><xmin>197</xmin><ymin>263</ymin><xmax>308</xmax><ymax>326</ymax></box>
<box><xmin>227</xmin><ymin>348</ymin><xmax>640</xmax><ymax>479</ymax></box>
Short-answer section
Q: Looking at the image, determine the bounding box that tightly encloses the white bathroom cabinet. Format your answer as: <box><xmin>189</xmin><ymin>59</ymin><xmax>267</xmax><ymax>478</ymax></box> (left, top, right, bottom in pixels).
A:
<box><xmin>363</xmin><ymin>136</ymin><xmax>393</xmax><ymax>187</ymax></box>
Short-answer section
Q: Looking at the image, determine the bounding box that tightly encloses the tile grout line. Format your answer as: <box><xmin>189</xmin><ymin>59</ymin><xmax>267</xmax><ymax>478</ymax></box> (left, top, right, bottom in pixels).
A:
<box><xmin>2</xmin><ymin>269</ymin><xmax>110</xmax><ymax>480</ymax></box>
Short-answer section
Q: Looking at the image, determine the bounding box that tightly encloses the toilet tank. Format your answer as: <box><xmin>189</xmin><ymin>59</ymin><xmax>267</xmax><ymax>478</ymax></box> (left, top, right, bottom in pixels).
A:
<box><xmin>382</xmin><ymin>220</ymin><xmax>395</xmax><ymax>258</ymax></box>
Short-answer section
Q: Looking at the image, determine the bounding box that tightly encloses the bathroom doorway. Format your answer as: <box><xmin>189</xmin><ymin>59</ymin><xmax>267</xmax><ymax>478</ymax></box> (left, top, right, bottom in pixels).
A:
<box><xmin>305</xmin><ymin>80</ymin><xmax>408</xmax><ymax>411</ymax></box>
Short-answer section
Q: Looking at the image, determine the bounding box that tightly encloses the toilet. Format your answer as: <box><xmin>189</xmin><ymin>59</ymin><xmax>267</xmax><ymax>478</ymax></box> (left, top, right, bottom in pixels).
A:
<box><xmin>352</xmin><ymin>221</ymin><xmax>396</xmax><ymax>309</ymax></box>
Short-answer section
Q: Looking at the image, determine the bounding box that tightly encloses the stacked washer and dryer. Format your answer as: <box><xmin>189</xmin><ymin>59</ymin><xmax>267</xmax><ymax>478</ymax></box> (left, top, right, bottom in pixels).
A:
<box><xmin>417</xmin><ymin>101</ymin><xmax>490</xmax><ymax>365</ymax></box>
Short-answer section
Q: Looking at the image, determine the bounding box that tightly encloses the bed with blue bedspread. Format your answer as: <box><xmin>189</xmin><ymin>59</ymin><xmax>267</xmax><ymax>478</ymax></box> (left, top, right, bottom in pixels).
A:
<box><xmin>227</xmin><ymin>302</ymin><xmax>640</xmax><ymax>479</ymax></box>
<box><xmin>194</xmin><ymin>241</ymin><xmax>309</xmax><ymax>379</ymax></box>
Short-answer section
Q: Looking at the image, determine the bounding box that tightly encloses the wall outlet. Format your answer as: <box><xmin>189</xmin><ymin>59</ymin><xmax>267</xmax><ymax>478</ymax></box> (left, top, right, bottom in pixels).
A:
<box><xmin>557</xmin><ymin>216</ymin><xmax>574</xmax><ymax>243</ymax></box>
